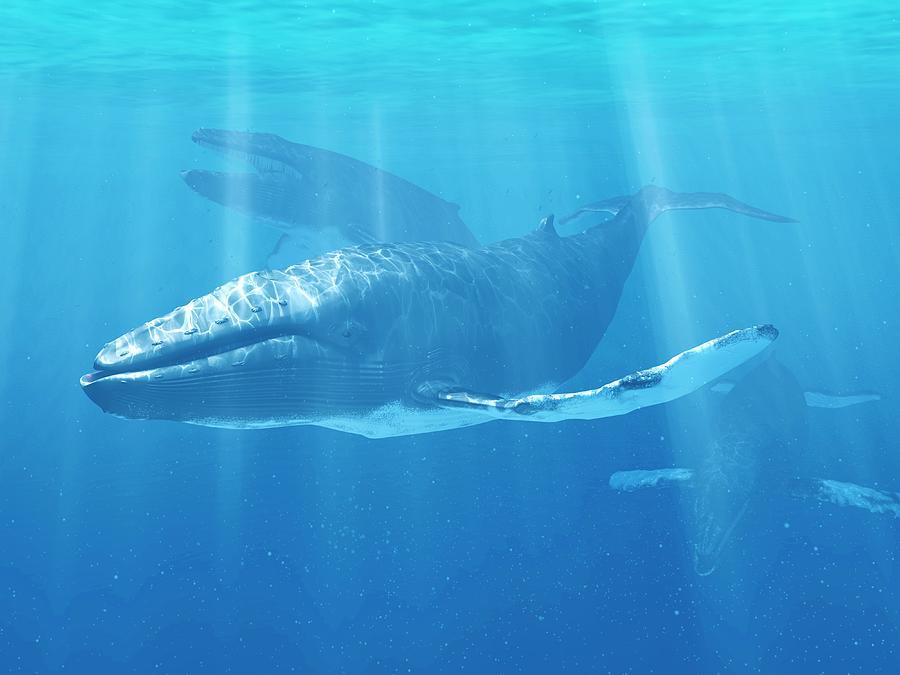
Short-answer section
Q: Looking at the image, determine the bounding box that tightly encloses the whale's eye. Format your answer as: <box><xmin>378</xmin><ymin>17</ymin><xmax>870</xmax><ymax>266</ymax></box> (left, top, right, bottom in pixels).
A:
<box><xmin>329</xmin><ymin>320</ymin><xmax>365</xmax><ymax>345</ymax></box>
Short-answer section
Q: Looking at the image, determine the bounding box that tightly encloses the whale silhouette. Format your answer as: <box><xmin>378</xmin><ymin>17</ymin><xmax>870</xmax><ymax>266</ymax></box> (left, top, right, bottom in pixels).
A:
<box><xmin>81</xmin><ymin>186</ymin><xmax>789</xmax><ymax>438</ymax></box>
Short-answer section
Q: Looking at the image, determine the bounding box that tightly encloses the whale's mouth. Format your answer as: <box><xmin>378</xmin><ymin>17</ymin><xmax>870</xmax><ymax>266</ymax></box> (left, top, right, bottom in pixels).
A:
<box><xmin>189</xmin><ymin>128</ymin><xmax>304</xmax><ymax>180</ymax></box>
<box><xmin>692</xmin><ymin>493</ymin><xmax>753</xmax><ymax>577</ymax></box>
<box><xmin>80</xmin><ymin>370</ymin><xmax>111</xmax><ymax>385</ymax></box>
<box><xmin>81</xmin><ymin>331</ymin><xmax>318</xmax><ymax>391</ymax></box>
<box><xmin>181</xmin><ymin>128</ymin><xmax>305</xmax><ymax>227</ymax></box>
<box><xmin>81</xmin><ymin>330</ymin><xmax>302</xmax><ymax>386</ymax></box>
<box><xmin>78</xmin><ymin>333</ymin><xmax>375</xmax><ymax>427</ymax></box>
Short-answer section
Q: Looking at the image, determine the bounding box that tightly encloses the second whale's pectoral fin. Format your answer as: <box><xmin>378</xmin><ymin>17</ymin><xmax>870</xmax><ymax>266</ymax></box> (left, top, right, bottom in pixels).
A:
<box><xmin>609</xmin><ymin>468</ymin><xmax>694</xmax><ymax>492</ymax></box>
<box><xmin>711</xmin><ymin>381</ymin><xmax>883</xmax><ymax>409</ymax></box>
<box><xmin>803</xmin><ymin>390</ymin><xmax>883</xmax><ymax>409</ymax></box>
<box><xmin>266</xmin><ymin>225</ymin><xmax>373</xmax><ymax>268</ymax></box>
<box><xmin>791</xmin><ymin>478</ymin><xmax>900</xmax><ymax>518</ymax></box>
<box><xmin>437</xmin><ymin>325</ymin><xmax>778</xmax><ymax>423</ymax></box>
<box><xmin>340</xmin><ymin>222</ymin><xmax>383</xmax><ymax>246</ymax></box>
<box><xmin>267</xmin><ymin>233</ymin><xmax>313</xmax><ymax>269</ymax></box>
<box><xmin>709</xmin><ymin>380</ymin><xmax>736</xmax><ymax>394</ymax></box>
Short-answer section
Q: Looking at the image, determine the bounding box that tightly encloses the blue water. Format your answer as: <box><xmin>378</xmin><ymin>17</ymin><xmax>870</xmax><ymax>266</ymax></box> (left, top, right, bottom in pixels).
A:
<box><xmin>2</xmin><ymin>2</ymin><xmax>900</xmax><ymax>672</ymax></box>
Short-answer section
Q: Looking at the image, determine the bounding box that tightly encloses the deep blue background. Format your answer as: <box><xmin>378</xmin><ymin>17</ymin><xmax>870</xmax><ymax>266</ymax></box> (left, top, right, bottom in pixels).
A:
<box><xmin>2</xmin><ymin>3</ymin><xmax>899</xmax><ymax>672</ymax></box>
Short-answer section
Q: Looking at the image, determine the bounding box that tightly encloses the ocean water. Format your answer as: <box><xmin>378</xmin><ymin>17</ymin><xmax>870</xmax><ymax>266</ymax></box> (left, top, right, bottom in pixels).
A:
<box><xmin>2</xmin><ymin>2</ymin><xmax>900</xmax><ymax>673</ymax></box>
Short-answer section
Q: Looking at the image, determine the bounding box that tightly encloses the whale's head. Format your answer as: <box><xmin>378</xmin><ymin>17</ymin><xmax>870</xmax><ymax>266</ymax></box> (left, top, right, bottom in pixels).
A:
<box><xmin>689</xmin><ymin>434</ymin><xmax>757</xmax><ymax>576</ymax></box>
<box><xmin>689</xmin><ymin>357</ymin><xmax>808</xmax><ymax>574</ymax></box>
<box><xmin>80</xmin><ymin>254</ymin><xmax>439</xmax><ymax>433</ymax></box>
<box><xmin>181</xmin><ymin>129</ymin><xmax>312</xmax><ymax>228</ymax></box>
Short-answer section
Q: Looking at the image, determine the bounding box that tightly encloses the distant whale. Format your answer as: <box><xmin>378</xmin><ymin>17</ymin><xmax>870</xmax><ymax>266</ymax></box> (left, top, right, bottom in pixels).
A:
<box><xmin>610</xmin><ymin>357</ymin><xmax>892</xmax><ymax>575</ymax></box>
<box><xmin>80</xmin><ymin>186</ymin><xmax>789</xmax><ymax>438</ymax></box>
<box><xmin>181</xmin><ymin>128</ymin><xmax>479</xmax><ymax>265</ymax></box>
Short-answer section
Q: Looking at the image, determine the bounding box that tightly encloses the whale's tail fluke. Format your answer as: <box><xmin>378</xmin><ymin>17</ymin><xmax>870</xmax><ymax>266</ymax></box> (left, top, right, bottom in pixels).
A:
<box><xmin>562</xmin><ymin>186</ymin><xmax>796</xmax><ymax>226</ymax></box>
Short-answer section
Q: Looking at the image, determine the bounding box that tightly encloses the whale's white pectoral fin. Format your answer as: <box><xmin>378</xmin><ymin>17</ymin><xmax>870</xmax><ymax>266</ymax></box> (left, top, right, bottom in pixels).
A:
<box><xmin>609</xmin><ymin>468</ymin><xmax>694</xmax><ymax>492</ymax></box>
<box><xmin>709</xmin><ymin>381</ymin><xmax>736</xmax><ymax>394</ymax></box>
<box><xmin>437</xmin><ymin>325</ymin><xmax>778</xmax><ymax>423</ymax></box>
<box><xmin>803</xmin><ymin>391</ymin><xmax>882</xmax><ymax>409</ymax></box>
<box><xmin>794</xmin><ymin>478</ymin><xmax>900</xmax><ymax>518</ymax></box>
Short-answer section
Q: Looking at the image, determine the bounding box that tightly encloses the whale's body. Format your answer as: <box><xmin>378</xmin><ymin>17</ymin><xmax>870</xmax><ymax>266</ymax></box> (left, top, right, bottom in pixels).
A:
<box><xmin>689</xmin><ymin>358</ymin><xmax>807</xmax><ymax>574</ymax></box>
<box><xmin>81</xmin><ymin>187</ymin><xmax>788</xmax><ymax>437</ymax></box>
<box><xmin>610</xmin><ymin>358</ymin><xmax>892</xmax><ymax>575</ymax></box>
<box><xmin>182</xmin><ymin>129</ymin><xmax>479</xmax><ymax>265</ymax></box>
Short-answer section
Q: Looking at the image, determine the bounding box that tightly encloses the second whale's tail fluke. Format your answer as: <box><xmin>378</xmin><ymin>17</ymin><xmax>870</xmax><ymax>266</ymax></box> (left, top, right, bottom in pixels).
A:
<box><xmin>562</xmin><ymin>186</ymin><xmax>796</xmax><ymax>226</ymax></box>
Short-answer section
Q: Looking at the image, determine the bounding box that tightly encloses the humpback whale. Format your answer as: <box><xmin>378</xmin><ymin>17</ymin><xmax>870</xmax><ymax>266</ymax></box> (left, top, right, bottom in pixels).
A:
<box><xmin>80</xmin><ymin>186</ymin><xmax>789</xmax><ymax>438</ymax></box>
<box><xmin>181</xmin><ymin>129</ymin><xmax>479</xmax><ymax>266</ymax></box>
<box><xmin>610</xmin><ymin>357</ymin><xmax>893</xmax><ymax>575</ymax></box>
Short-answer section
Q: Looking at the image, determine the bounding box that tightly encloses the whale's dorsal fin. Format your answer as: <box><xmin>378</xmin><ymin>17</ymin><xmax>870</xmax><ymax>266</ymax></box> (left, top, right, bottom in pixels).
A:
<box><xmin>610</xmin><ymin>473</ymin><xmax>900</xmax><ymax>518</ymax></box>
<box><xmin>433</xmin><ymin>325</ymin><xmax>777</xmax><ymax>423</ymax></box>
<box><xmin>536</xmin><ymin>214</ymin><xmax>558</xmax><ymax>237</ymax></box>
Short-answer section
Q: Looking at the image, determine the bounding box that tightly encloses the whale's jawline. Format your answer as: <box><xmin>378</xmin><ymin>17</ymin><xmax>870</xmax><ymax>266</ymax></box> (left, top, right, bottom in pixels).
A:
<box><xmin>190</xmin><ymin>129</ymin><xmax>302</xmax><ymax>180</ymax></box>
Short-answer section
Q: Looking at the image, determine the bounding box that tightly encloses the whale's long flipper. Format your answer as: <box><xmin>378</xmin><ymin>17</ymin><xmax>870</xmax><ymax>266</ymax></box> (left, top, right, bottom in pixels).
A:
<box><xmin>793</xmin><ymin>478</ymin><xmax>900</xmax><ymax>518</ymax></box>
<box><xmin>436</xmin><ymin>325</ymin><xmax>777</xmax><ymax>423</ymax></box>
<box><xmin>613</xmin><ymin>471</ymin><xmax>900</xmax><ymax>520</ymax></box>
<box><xmin>609</xmin><ymin>468</ymin><xmax>694</xmax><ymax>492</ymax></box>
<box><xmin>562</xmin><ymin>188</ymin><xmax>796</xmax><ymax>226</ymax></box>
<box><xmin>803</xmin><ymin>391</ymin><xmax>883</xmax><ymax>409</ymax></box>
